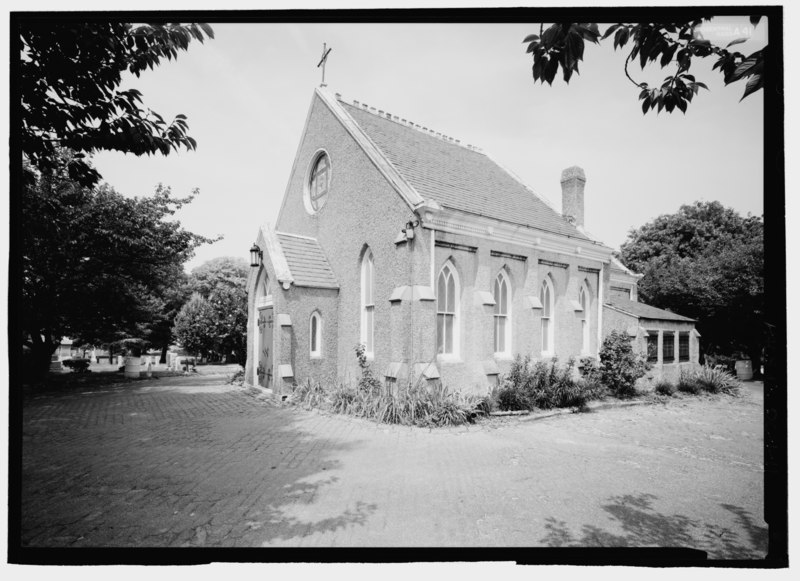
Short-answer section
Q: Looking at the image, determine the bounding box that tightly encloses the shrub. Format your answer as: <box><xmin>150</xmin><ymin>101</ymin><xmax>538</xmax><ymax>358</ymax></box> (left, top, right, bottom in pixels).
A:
<box><xmin>597</xmin><ymin>330</ymin><xmax>650</xmax><ymax>398</ymax></box>
<box><xmin>653</xmin><ymin>379</ymin><xmax>675</xmax><ymax>396</ymax></box>
<box><xmin>354</xmin><ymin>343</ymin><xmax>382</xmax><ymax>393</ymax></box>
<box><xmin>677</xmin><ymin>369</ymin><xmax>701</xmax><ymax>394</ymax></box>
<box><xmin>475</xmin><ymin>389</ymin><xmax>498</xmax><ymax>416</ymax></box>
<box><xmin>692</xmin><ymin>365</ymin><xmax>741</xmax><ymax>395</ymax></box>
<box><xmin>497</xmin><ymin>384</ymin><xmax>528</xmax><ymax>411</ymax></box>
<box><xmin>496</xmin><ymin>355</ymin><xmax>601</xmax><ymax>411</ymax></box>
<box><xmin>577</xmin><ymin>375</ymin><xmax>607</xmax><ymax>401</ymax></box>
<box><xmin>61</xmin><ymin>358</ymin><xmax>91</xmax><ymax>373</ymax></box>
<box><xmin>704</xmin><ymin>353</ymin><xmax>736</xmax><ymax>374</ymax></box>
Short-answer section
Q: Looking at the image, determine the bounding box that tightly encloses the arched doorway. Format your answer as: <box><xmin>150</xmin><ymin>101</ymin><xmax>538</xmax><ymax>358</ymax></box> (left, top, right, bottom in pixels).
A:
<box><xmin>252</xmin><ymin>268</ymin><xmax>273</xmax><ymax>388</ymax></box>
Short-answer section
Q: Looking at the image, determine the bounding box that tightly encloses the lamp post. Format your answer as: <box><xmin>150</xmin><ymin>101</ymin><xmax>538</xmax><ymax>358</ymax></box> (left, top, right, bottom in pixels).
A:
<box><xmin>250</xmin><ymin>243</ymin><xmax>262</xmax><ymax>268</ymax></box>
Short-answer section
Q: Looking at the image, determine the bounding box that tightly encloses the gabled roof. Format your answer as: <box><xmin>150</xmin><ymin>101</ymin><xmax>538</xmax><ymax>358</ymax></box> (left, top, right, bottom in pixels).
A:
<box><xmin>336</xmin><ymin>99</ymin><xmax>591</xmax><ymax>241</ymax></box>
<box><xmin>605</xmin><ymin>297</ymin><xmax>695</xmax><ymax>323</ymax></box>
<box><xmin>275</xmin><ymin>232</ymin><xmax>339</xmax><ymax>289</ymax></box>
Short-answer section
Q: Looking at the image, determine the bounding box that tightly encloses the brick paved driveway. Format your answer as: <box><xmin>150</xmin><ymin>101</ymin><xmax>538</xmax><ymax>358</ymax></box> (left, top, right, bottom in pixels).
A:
<box><xmin>18</xmin><ymin>375</ymin><xmax>766</xmax><ymax>557</ymax></box>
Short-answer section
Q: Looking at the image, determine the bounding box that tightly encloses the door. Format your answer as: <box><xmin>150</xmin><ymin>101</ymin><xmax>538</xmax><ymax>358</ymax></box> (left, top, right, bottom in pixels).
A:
<box><xmin>257</xmin><ymin>306</ymin><xmax>273</xmax><ymax>389</ymax></box>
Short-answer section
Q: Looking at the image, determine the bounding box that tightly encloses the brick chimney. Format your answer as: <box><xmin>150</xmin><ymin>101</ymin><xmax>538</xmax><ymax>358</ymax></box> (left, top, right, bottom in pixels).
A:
<box><xmin>561</xmin><ymin>166</ymin><xmax>586</xmax><ymax>228</ymax></box>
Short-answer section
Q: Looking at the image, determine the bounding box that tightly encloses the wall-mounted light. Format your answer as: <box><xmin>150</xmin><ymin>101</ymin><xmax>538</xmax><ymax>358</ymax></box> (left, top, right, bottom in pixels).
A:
<box><xmin>403</xmin><ymin>219</ymin><xmax>420</xmax><ymax>241</ymax></box>
<box><xmin>250</xmin><ymin>243</ymin><xmax>263</xmax><ymax>268</ymax></box>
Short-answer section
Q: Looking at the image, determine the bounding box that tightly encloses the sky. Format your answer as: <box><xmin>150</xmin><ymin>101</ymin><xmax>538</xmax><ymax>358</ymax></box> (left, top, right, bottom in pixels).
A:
<box><xmin>86</xmin><ymin>16</ymin><xmax>767</xmax><ymax>272</ymax></box>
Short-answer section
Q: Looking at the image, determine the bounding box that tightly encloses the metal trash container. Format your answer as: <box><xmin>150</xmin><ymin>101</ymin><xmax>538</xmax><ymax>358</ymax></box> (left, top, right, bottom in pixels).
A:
<box><xmin>735</xmin><ymin>360</ymin><xmax>753</xmax><ymax>381</ymax></box>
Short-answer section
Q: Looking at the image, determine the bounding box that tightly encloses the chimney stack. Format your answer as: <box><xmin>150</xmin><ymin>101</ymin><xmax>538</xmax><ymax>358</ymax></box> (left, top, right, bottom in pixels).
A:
<box><xmin>561</xmin><ymin>166</ymin><xmax>586</xmax><ymax>228</ymax></box>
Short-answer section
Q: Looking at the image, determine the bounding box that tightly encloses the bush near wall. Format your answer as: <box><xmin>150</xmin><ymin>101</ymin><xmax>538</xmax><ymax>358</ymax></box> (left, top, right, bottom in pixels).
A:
<box><xmin>495</xmin><ymin>355</ymin><xmax>605</xmax><ymax>412</ymax></box>
<box><xmin>288</xmin><ymin>346</ymin><xmax>482</xmax><ymax>427</ymax></box>
<box><xmin>593</xmin><ymin>330</ymin><xmax>650</xmax><ymax>398</ymax></box>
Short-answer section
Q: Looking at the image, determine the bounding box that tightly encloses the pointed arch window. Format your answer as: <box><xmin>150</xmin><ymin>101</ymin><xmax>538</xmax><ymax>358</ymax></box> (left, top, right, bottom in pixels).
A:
<box><xmin>310</xmin><ymin>311</ymin><xmax>322</xmax><ymax>357</ymax></box>
<box><xmin>540</xmin><ymin>277</ymin><xmax>554</xmax><ymax>355</ymax></box>
<box><xmin>437</xmin><ymin>262</ymin><xmax>459</xmax><ymax>356</ymax></box>
<box><xmin>361</xmin><ymin>249</ymin><xmax>375</xmax><ymax>356</ymax></box>
<box><xmin>579</xmin><ymin>281</ymin><xmax>590</xmax><ymax>354</ymax></box>
<box><xmin>494</xmin><ymin>271</ymin><xmax>511</xmax><ymax>355</ymax></box>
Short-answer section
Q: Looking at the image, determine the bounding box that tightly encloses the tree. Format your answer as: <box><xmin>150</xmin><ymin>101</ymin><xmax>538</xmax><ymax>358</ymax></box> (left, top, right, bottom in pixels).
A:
<box><xmin>21</xmin><ymin>157</ymin><xmax>216</xmax><ymax>376</ymax></box>
<box><xmin>172</xmin><ymin>257</ymin><xmax>249</xmax><ymax>363</ymax></box>
<box><xmin>171</xmin><ymin>294</ymin><xmax>219</xmax><ymax>360</ymax></box>
<box><xmin>524</xmin><ymin>18</ymin><xmax>765</xmax><ymax>114</ymax></box>
<box><xmin>19</xmin><ymin>21</ymin><xmax>213</xmax><ymax>186</ymax></box>
<box><xmin>619</xmin><ymin>201</ymin><xmax>764</xmax><ymax>371</ymax></box>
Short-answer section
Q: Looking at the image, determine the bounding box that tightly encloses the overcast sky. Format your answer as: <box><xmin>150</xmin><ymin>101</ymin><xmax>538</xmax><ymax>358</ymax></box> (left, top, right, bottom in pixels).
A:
<box><xmin>89</xmin><ymin>17</ymin><xmax>767</xmax><ymax>271</ymax></box>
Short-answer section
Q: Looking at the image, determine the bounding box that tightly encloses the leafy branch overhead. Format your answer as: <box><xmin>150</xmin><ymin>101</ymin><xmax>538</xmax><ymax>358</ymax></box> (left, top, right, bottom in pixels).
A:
<box><xmin>524</xmin><ymin>18</ymin><xmax>764</xmax><ymax>114</ymax></box>
<box><xmin>20</xmin><ymin>22</ymin><xmax>214</xmax><ymax>186</ymax></box>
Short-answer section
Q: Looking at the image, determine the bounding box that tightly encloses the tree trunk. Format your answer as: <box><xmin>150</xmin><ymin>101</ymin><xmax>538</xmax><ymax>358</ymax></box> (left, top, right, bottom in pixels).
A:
<box><xmin>28</xmin><ymin>332</ymin><xmax>56</xmax><ymax>379</ymax></box>
<box><xmin>748</xmin><ymin>347</ymin><xmax>762</xmax><ymax>380</ymax></box>
<box><xmin>160</xmin><ymin>345</ymin><xmax>168</xmax><ymax>364</ymax></box>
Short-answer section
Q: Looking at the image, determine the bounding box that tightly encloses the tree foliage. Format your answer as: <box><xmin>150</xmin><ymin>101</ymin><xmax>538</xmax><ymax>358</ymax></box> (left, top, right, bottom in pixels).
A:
<box><xmin>524</xmin><ymin>18</ymin><xmax>764</xmax><ymax>114</ymax></box>
<box><xmin>172</xmin><ymin>257</ymin><xmax>249</xmax><ymax>363</ymax></box>
<box><xmin>21</xmin><ymin>156</ymin><xmax>215</xmax><ymax>375</ymax></box>
<box><xmin>19</xmin><ymin>21</ymin><xmax>214</xmax><ymax>186</ymax></box>
<box><xmin>619</xmin><ymin>201</ymin><xmax>764</xmax><ymax>364</ymax></box>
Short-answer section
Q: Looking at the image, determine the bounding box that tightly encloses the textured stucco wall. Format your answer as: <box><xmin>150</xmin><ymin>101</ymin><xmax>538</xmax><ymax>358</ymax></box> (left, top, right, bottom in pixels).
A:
<box><xmin>432</xmin><ymin>230</ymin><xmax>604</xmax><ymax>394</ymax></box>
<box><xmin>274</xmin><ymin>93</ymin><xmax>431</xmax><ymax>384</ymax></box>
<box><xmin>282</xmin><ymin>286</ymin><xmax>340</xmax><ymax>384</ymax></box>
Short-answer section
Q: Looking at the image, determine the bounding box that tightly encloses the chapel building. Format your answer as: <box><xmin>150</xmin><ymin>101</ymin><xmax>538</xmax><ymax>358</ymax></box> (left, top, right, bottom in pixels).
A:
<box><xmin>245</xmin><ymin>88</ymin><xmax>700</xmax><ymax>394</ymax></box>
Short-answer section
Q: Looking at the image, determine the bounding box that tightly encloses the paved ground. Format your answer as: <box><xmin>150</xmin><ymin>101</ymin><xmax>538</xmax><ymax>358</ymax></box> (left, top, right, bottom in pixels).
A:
<box><xmin>19</xmin><ymin>375</ymin><xmax>766</xmax><ymax>558</ymax></box>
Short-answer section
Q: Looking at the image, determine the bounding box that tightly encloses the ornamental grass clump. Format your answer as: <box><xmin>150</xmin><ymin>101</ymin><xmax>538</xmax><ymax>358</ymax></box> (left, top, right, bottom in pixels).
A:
<box><xmin>287</xmin><ymin>347</ymin><xmax>481</xmax><ymax>427</ymax></box>
<box><xmin>681</xmin><ymin>365</ymin><xmax>741</xmax><ymax>395</ymax></box>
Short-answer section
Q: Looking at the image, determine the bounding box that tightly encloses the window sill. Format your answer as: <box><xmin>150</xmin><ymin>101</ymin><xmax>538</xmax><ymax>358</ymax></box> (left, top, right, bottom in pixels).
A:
<box><xmin>310</xmin><ymin>354</ymin><xmax>323</xmax><ymax>360</ymax></box>
<box><xmin>494</xmin><ymin>353</ymin><xmax>514</xmax><ymax>361</ymax></box>
<box><xmin>437</xmin><ymin>354</ymin><xmax>462</xmax><ymax>364</ymax></box>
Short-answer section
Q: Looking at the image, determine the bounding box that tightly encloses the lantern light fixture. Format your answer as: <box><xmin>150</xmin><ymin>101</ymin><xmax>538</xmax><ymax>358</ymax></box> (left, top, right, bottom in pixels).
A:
<box><xmin>249</xmin><ymin>243</ymin><xmax>263</xmax><ymax>268</ymax></box>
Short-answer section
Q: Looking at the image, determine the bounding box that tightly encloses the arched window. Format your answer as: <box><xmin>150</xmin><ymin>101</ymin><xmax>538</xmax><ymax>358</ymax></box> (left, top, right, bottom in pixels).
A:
<box><xmin>494</xmin><ymin>270</ymin><xmax>511</xmax><ymax>355</ymax></box>
<box><xmin>540</xmin><ymin>276</ymin><xmax>554</xmax><ymax>355</ymax></box>
<box><xmin>437</xmin><ymin>262</ymin><xmax>459</xmax><ymax>356</ymax></box>
<box><xmin>579</xmin><ymin>281</ymin><xmax>590</xmax><ymax>354</ymax></box>
<box><xmin>310</xmin><ymin>312</ymin><xmax>322</xmax><ymax>357</ymax></box>
<box><xmin>361</xmin><ymin>249</ymin><xmax>374</xmax><ymax>356</ymax></box>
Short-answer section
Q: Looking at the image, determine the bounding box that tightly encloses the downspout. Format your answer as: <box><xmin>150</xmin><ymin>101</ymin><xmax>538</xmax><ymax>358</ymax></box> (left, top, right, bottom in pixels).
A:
<box><xmin>597</xmin><ymin>262</ymin><xmax>605</xmax><ymax>358</ymax></box>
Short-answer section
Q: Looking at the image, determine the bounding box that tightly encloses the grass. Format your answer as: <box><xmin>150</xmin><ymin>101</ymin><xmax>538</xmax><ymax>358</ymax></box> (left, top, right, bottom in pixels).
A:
<box><xmin>677</xmin><ymin>365</ymin><xmax>741</xmax><ymax>396</ymax></box>
<box><xmin>289</xmin><ymin>378</ymin><xmax>481</xmax><ymax>428</ymax></box>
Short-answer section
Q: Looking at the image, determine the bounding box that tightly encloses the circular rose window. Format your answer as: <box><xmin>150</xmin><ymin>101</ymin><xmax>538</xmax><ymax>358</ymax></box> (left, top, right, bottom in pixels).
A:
<box><xmin>307</xmin><ymin>152</ymin><xmax>331</xmax><ymax>212</ymax></box>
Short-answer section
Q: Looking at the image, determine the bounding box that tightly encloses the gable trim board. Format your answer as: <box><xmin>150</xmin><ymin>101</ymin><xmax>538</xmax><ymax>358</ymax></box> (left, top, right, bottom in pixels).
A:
<box><xmin>315</xmin><ymin>88</ymin><xmax>425</xmax><ymax>211</ymax></box>
<box><xmin>261</xmin><ymin>224</ymin><xmax>294</xmax><ymax>289</ymax></box>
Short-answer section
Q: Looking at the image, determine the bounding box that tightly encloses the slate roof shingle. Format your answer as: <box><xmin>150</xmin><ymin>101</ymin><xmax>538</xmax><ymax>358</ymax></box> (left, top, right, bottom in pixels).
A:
<box><xmin>605</xmin><ymin>297</ymin><xmax>695</xmax><ymax>322</ymax></box>
<box><xmin>339</xmin><ymin>100</ymin><xmax>591</xmax><ymax>241</ymax></box>
<box><xmin>275</xmin><ymin>232</ymin><xmax>339</xmax><ymax>289</ymax></box>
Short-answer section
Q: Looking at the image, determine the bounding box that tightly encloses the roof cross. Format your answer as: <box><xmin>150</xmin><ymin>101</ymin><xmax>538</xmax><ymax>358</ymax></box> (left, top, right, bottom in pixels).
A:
<box><xmin>317</xmin><ymin>43</ymin><xmax>332</xmax><ymax>88</ymax></box>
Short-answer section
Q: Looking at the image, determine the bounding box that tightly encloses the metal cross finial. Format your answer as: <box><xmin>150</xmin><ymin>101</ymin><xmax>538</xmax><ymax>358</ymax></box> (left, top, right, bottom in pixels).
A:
<box><xmin>317</xmin><ymin>43</ymin><xmax>332</xmax><ymax>87</ymax></box>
